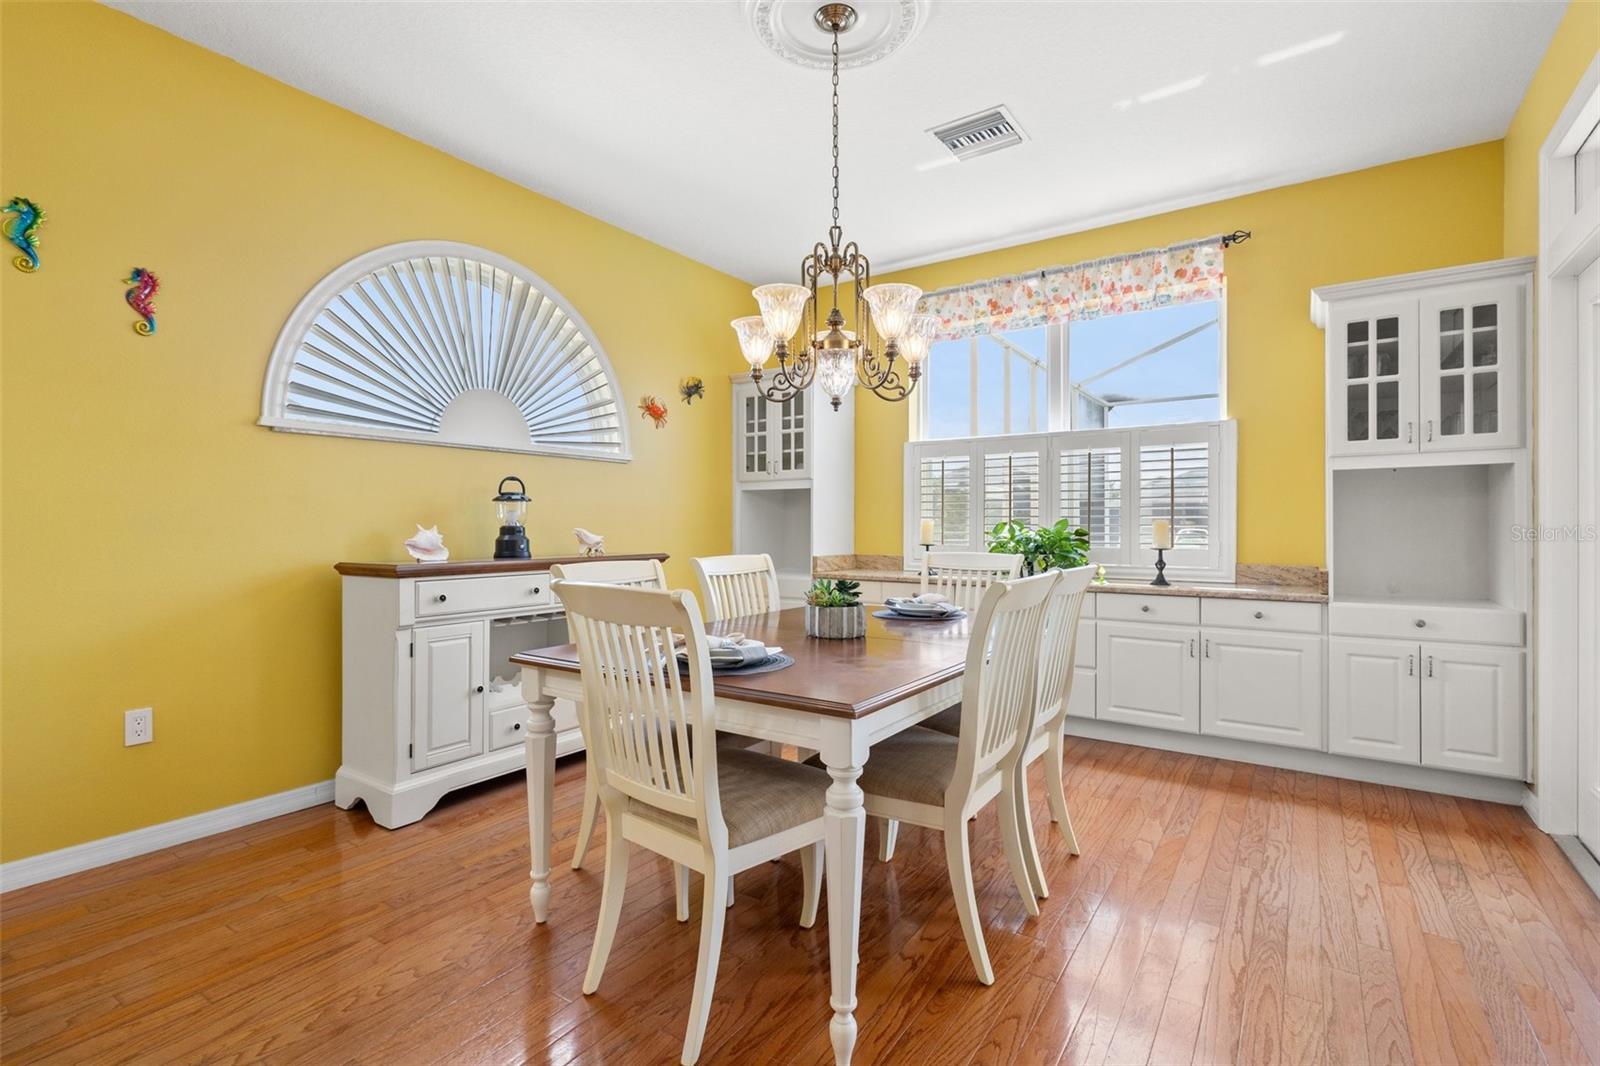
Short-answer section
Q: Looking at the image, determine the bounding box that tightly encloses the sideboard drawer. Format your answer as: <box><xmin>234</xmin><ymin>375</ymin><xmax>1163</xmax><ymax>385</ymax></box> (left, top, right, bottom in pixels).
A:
<box><xmin>1329</xmin><ymin>600</ymin><xmax>1523</xmax><ymax>646</ymax></box>
<box><xmin>1202</xmin><ymin>599</ymin><xmax>1323</xmax><ymax>635</ymax></box>
<box><xmin>1097</xmin><ymin>593</ymin><xmax>1200</xmax><ymax>626</ymax></box>
<box><xmin>488</xmin><ymin>705</ymin><xmax>529</xmax><ymax>751</ymax></box>
<box><xmin>416</xmin><ymin>574</ymin><xmax>553</xmax><ymax>618</ymax></box>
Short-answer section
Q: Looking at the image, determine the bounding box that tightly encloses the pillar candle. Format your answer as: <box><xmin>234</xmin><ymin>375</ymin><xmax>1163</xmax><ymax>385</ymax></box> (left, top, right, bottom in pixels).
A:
<box><xmin>1151</xmin><ymin>519</ymin><xmax>1174</xmax><ymax>549</ymax></box>
<box><xmin>919</xmin><ymin>518</ymin><xmax>935</xmax><ymax>544</ymax></box>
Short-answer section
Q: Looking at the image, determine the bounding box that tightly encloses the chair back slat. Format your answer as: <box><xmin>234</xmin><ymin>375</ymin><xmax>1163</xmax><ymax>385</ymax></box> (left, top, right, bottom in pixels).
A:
<box><xmin>952</xmin><ymin>570</ymin><xmax>1059</xmax><ymax>789</ymax></box>
<box><xmin>692</xmin><ymin>554</ymin><xmax>781</xmax><ymax>621</ymax></box>
<box><xmin>550</xmin><ymin>558</ymin><xmax>667</xmax><ymax>590</ymax></box>
<box><xmin>921</xmin><ymin>550</ymin><xmax>1025</xmax><ymax>611</ymax></box>
<box><xmin>1032</xmin><ymin>565</ymin><xmax>1095</xmax><ymax>733</ymax></box>
<box><xmin>554</xmin><ymin>581</ymin><xmax>723</xmax><ymax>836</ymax></box>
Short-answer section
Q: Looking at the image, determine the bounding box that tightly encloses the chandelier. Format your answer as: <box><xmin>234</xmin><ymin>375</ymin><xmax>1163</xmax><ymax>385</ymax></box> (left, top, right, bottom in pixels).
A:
<box><xmin>731</xmin><ymin>2</ymin><xmax>934</xmax><ymax>410</ymax></box>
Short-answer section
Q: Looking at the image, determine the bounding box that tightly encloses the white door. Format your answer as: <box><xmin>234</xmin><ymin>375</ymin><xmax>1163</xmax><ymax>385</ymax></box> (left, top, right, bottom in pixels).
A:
<box><xmin>1578</xmin><ymin>258</ymin><xmax>1600</xmax><ymax>857</ymax></box>
<box><xmin>1096</xmin><ymin>622</ymin><xmax>1200</xmax><ymax>732</ymax></box>
<box><xmin>1200</xmin><ymin>629</ymin><xmax>1324</xmax><ymax>750</ymax></box>
<box><xmin>1420</xmin><ymin>644</ymin><xmax>1524</xmax><ymax>779</ymax></box>
<box><xmin>735</xmin><ymin>384</ymin><xmax>771</xmax><ymax>482</ymax></box>
<box><xmin>1419</xmin><ymin>282</ymin><xmax>1523</xmax><ymax>451</ymax></box>
<box><xmin>1328</xmin><ymin>301</ymin><xmax>1418</xmax><ymax>457</ymax></box>
<box><xmin>411</xmin><ymin>621</ymin><xmax>487</xmax><ymax>771</ymax></box>
<box><xmin>1328</xmin><ymin>638</ymin><xmax>1420</xmax><ymax>764</ymax></box>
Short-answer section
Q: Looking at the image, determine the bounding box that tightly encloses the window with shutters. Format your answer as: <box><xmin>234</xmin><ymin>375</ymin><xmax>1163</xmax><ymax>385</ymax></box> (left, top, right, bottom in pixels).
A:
<box><xmin>905</xmin><ymin>421</ymin><xmax>1233</xmax><ymax>580</ymax></box>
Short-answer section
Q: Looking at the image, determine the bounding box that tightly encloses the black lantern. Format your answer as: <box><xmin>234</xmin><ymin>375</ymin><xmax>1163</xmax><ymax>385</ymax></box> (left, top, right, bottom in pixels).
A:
<box><xmin>492</xmin><ymin>476</ymin><xmax>531</xmax><ymax>559</ymax></box>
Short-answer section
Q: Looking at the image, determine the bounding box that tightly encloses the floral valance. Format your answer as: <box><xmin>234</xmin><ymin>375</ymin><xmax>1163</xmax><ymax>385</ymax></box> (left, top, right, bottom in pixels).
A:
<box><xmin>919</xmin><ymin>237</ymin><xmax>1226</xmax><ymax>340</ymax></box>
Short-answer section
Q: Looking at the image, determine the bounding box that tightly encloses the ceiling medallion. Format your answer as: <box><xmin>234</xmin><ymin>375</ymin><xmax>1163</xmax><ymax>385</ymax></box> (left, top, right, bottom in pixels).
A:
<box><xmin>746</xmin><ymin>0</ymin><xmax>929</xmax><ymax>71</ymax></box>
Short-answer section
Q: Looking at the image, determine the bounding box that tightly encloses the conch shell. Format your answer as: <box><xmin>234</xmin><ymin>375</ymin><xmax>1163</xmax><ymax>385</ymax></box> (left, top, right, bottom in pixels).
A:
<box><xmin>404</xmin><ymin>524</ymin><xmax>449</xmax><ymax>563</ymax></box>
<box><xmin>573</xmin><ymin>527</ymin><xmax>606</xmax><ymax>557</ymax></box>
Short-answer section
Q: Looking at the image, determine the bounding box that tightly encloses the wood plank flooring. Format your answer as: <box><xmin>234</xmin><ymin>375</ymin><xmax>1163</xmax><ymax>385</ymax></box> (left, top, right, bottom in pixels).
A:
<box><xmin>4</xmin><ymin>738</ymin><xmax>1599</xmax><ymax>1064</ymax></box>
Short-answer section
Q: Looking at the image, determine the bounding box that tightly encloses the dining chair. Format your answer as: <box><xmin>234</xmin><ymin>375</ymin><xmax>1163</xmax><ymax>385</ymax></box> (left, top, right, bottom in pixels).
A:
<box><xmin>692</xmin><ymin>553</ymin><xmax>782</xmax><ymax>621</ymax></box>
<box><xmin>918</xmin><ymin>565</ymin><xmax>1095</xmax><ymax>901</ymax></box>
<box><xmin>551</xmin><ymin>559</ymin><xmax>667</xmax><ymax>875</ymax></box>
<box><xmin>875</xmin><ymin>547</ymin><xmax>1026</xmax><ymax>863</ymax></box>
<box><xmin>845</xmin><ymin>570</ymin><xmax>1059</xmax><ymax>985</ymax></box>
<box><xmin>919</xmin><ymin>549</ymin><xmax>1025</xmax><ymax>611</ymax></box>
<box><xmin>556</xmin><ymin>580</ymin><xmax>829</xmax><ymax>1065</ymax></box>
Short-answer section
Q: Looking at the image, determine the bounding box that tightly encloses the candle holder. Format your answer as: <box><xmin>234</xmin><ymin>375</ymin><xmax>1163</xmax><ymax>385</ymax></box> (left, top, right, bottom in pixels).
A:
<box><xmin>1151</xmin><ymin>548</ymin><xmax>1171</xmax><ymax>586</ymax></box>
<box><xmin>920</xmin><ymin>542</ymin><xmax>934</xmax><ymax>555</ymax></box>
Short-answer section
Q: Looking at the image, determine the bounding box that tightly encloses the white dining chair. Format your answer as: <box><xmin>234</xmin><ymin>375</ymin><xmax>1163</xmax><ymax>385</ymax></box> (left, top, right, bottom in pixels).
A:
<box><xmin>845</xmin><ymin>570</ymin><xmax>1059</xmax><ymax>985</ymax></box>
<box><xmin>556</xmin><ymin>580</ymin><xmax>829</xmax><ymax>1066</ymax></box>
<box><xmin>919</xmin><ymin>564</ymin><xmax>1095</xmax><ymax>900</ymax></box>
<box><xmin>920</xmin><ymin>549</ymin><xmax>1025</xmax><ymax>611</ymax></box>
<box><xmin>875</xmin><ymin>547</ymin><xmax>1027</xmax><ymax>863</ymax></box>
<box><xmin>692</xmin><ymin>553</ymin><xmax>782</xmax><ymax>621</ymax></box>
<box><xmin>551</xmin><ymin>559</ymin><xmax>667</xmax><ymax>875</ymax></box>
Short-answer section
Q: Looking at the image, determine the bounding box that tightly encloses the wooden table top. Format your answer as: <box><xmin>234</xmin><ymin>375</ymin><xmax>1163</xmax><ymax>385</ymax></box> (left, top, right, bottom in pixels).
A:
<box><xmin>509</xmin><ymin>606</ymin><xmax>973</xmax><ymax>719</ymax></box>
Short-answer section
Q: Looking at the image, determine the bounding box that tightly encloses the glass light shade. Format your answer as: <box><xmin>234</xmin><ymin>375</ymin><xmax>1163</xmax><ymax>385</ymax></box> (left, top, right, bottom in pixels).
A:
<box><xmin>862</xmin><ymin>283</ymin><xmax>922</xmax><ymax>341</ymax></box>
<box><xmin>731</xmin><ymin>316</ymin><xmax>775</xmax><ymax>369</ymax></box>
<box><xmin>752</xmin><ymin>283</ymin><xmax>809</xmax><ymax>343</ymax></box>
<box><xmin>816</xmin><ymin>345</ymin><xmax>857</xmax><ymax>404</ymax></box>
<box><xmin>497</xmin><ymin>499</ymin><xmax>528</xmax><ymax>525</ymax></box>
<box><xmin>897</xmin><ymin>314</ymin><xmax>938</xmax><ymax>367</ymax></box>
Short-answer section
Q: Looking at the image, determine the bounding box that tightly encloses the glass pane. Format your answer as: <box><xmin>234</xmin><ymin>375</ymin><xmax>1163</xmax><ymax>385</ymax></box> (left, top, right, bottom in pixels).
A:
<box><xmin>1473</xmin><ymin>372</ymin><xmax>1498</xmax><ymax>433</ymax></box>
<box><xmin>926</xmin><ymin>339</ymin><xmax>971</xmax><ymax>439</ymax></box>
<box><xmin>1472</xmin><ymin>304</ymin><xmax>1497</xmax><ymax>328</ymax></box>
<box><xmin>1440</xmin><ymin>333</ymin><xmax>1464</xmax><ymax>370</ymax></box>
<box><xmin>1375</xmin><ymin>381</ymin><xmax>1399</xmax><ymax>439</ymax></box>
<box><xmin>1376</xmin><ymin>317</ymin><xmax>1399</xmax><ymax>340</ymax></box>
<box><xmin>1440</xmin><ymin>376</ymin><xmax>1464</xmax><ymax>436</ymax></box>
<box><xmin>976</xmin><ymin>335</ymin><xmax>1006</xmax><ymax>436</ymax></box>
<box><xmin>1347</xmin><ymin>383</ymin><xmax>1368</xmax><ymax>442</ymax></box>
<box><xmin>1472</xmin><ymin>329</ymin><xmax>1497</xmax><ymax>366</ymax></box>
<box><xmin>1376</xmin><ymin>340</ymin><xmax>1399</xmax><ymax>376</ymax></box>
<box><xmin>1347</xmin><ymin>344</ymin><xmax>1368</xmax><ymax>380</ymax></box>
<box><xmin>1069</xmin><ymin>303</ymin><xmax>1220</xmax><ymax>428</ymax></box>
<box><xmin>1440</xmin><ymin>308</ymin><xmax>1464</xmax><ymax>331</ymax></box>
<box><xmin>1347</xmin><ymin>321</ymin><xmax>1369</xmax><ymax>343</ymax></box>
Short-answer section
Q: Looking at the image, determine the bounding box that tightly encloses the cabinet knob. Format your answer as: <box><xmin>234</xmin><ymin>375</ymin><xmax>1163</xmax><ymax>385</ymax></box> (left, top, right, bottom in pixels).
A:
<box><xmin>1414</xmin><ymin>619</ymin><xmax>1426</xmax><ymax>628</ymax></box>
<box><xmin>475</xmin><ymin>685</ymin><xmax>485</xmax><ymax>693</ymax></box>
<box><xmin>530</xmin><ymin>587</ymin><xmax>541</xmax><ymax>595</ymax></box>
<box><xmin>1140</xmin><ymin>604</ymin><xmax>1151</xmax><ymax>613</ymax></box>
<box><xmin>437</xmin><ymin>593</ymin><xmax>448</xmax><ymax>603</ymax></box>
<box><xmin>513</xmin><ymin>721</ymin><xmax>523</xmax><ymax>732</ymax></box>
<box><xmin>1253</xmin><ymin>610</ymin><xmax>1264</xmax><ymax>619</ymax></box>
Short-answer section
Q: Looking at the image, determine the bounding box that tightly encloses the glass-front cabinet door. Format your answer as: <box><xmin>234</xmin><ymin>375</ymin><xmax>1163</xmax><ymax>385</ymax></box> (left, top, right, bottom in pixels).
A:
<box><xmin>1419</xmin><ymin>283</ymin><xmax>1522</xmax><ymax>451</ymax></box>
<box><xmin>737</xmin><ymin>384</ymin><xmax>770</xmax><ymax>482</ymax></box>
<box><xmin>775</xmin><ymin>389</ymin><xmax>807</xmax><ymax>477</ymax></box>
<box><xmin>1328</xmin><ymin>301</ymin><xmax>1417</xmax><ymax>457</ymax></box>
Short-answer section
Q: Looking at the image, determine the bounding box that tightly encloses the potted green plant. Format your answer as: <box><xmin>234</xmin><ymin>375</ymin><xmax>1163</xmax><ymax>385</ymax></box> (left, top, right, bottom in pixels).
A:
<box><xmin>803</xmin><ymin>578</ymin><xmax>866</xmax><ymax>639</ymax></box>
<box><xmin>988</xmin><ymin>518</ymin><xmax>1091</xmax><ymax>574</ymax></box>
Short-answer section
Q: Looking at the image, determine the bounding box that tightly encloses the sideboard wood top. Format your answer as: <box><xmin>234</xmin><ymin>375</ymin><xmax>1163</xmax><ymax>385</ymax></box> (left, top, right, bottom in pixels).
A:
<box><xmin>334</xmin><ymin>553</ymin><xmax>669</xmax><ymax>579</ymax></box>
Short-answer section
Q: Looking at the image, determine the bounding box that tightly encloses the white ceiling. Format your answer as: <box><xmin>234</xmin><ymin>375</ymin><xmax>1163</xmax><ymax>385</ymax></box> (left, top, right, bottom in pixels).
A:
<box><xmin>111</xmin><ymin>0</ymin><xmax>1565</xmax><ymax>283</ymax></box>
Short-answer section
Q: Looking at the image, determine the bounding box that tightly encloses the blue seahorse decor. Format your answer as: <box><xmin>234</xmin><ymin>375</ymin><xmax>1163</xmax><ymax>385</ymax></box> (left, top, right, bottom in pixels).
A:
<box><xmin>3</xmin><ymin>196</ymin><xmax>45</xmax><ymax>273</ymax></box>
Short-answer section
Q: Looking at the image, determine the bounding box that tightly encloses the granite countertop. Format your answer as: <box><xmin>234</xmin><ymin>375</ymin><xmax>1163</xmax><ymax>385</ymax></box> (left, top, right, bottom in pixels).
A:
<box><xmin>812</xmin><ymin>558</ymin><xmax>1328</xmax><ymax>604</ymax></box>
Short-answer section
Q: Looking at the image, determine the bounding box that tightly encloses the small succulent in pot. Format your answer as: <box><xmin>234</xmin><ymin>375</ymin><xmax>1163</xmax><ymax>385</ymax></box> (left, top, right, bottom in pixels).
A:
<box><xmin>804</xmin><ymin>578</ymin><xmax>866</xmax><ymax>639</ymax></box>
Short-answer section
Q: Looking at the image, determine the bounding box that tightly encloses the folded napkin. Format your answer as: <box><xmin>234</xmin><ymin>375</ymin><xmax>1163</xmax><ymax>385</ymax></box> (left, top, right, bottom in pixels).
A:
<box><xmin>675</xmin><ymin>635</ymin><xmax>775</xmax><ymax>668</ymax></box>
<box><xmin>884</xmin><ymin>594</ymin><xmax>961</xmax><ymax>617</ymax></box>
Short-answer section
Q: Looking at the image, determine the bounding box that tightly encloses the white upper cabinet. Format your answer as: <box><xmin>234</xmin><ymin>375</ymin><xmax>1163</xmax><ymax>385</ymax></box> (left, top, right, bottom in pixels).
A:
<box><xmin>1313</xmin><ymin>259</ymin><xmax>1531</xmax><ymax>461</ymax></box>
<box><xmin>734</xmin><ymin>381</ymin><xmax>811</xmax><ymax>484</ymax></box>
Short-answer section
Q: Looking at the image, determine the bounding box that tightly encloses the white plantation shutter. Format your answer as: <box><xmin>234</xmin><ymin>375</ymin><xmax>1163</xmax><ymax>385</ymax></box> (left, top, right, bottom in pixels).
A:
<box><xmin>918</xmin><ymin>453</ymin><xmax>973</xmax><ymax>548</ymax></box>
<box><xmin>982</xmin><ymin>450</ymin><xmax>1041</xmax><ymax>536</ymax></box>
<box><xmin>1058</xmin><ymin>445</ymin><xmax>1122</xmax><ymax>550</ymax></box>
<box><xmin>1138</xmin><ymin>440</ymin><xmax>1211</xmax><ymax>548</ymax></box>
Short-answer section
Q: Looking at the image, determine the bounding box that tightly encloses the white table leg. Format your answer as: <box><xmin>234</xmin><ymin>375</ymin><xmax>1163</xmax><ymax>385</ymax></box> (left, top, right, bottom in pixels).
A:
<box><xmin>822</xmin><ymin>754</ymin><xmax>866</xmax><ymax>1065</ymax></box>
<box><xmin>524</xmin><ymin>688</ymin><xmax>557</xmax><ymax>923</ymax></box>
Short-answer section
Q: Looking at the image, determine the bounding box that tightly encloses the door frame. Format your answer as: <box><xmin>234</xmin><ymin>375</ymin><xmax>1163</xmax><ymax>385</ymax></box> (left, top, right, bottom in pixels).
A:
<box><xmin>1531</xmin><ymin>51</ymin><xmax>1600</xmax><ymax>835</ymax></box>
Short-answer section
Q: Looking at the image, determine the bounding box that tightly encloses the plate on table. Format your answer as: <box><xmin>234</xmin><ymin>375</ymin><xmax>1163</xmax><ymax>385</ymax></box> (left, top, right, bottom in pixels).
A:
<box><xmin>676</xmin><ymin>650</ymin><xmax>794</xmax><ymax>676</ymax></box>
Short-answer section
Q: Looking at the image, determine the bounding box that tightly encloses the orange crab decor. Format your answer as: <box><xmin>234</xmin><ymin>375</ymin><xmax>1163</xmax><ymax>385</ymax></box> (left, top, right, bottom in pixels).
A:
<box><xmin>637</xmin><ymin>394</ymin><xmax>669</xmax><ymax>429</ymax></box>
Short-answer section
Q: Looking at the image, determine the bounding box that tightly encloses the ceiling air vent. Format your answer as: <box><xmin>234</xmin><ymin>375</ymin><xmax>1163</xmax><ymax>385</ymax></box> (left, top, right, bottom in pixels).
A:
<box><xmin>930</xmin><ymin>106</ymin><xmax>1027</xmax><ymax>162</ymax></box>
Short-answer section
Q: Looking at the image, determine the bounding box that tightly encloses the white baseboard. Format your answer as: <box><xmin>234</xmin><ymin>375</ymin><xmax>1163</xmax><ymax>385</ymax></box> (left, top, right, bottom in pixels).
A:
<box><xmin>0</xmin><ymin>779</ymin><xmax>335</xmax><ymax>894</ymax></box>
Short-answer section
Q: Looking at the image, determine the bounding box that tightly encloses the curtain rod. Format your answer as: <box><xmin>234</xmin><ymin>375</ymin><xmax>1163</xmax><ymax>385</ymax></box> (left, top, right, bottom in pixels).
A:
<box><xmin>921</xmin><ymin>230</ymin><xmax>1252</xmax><ymax>300</ymax></box>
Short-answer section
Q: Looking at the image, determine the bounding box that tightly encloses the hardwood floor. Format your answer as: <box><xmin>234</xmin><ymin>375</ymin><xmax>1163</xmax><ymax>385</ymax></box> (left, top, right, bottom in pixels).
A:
<box><xmin>4</xmin><ymin>739</ymin><xmax>1599</xmax><ymax>1064</ymax></box>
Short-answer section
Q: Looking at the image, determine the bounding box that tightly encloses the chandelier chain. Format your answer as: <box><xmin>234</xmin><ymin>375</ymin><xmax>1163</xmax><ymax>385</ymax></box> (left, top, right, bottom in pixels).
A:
<box><xmin>830</xmin><ymin>27</ymin><xmax>841</xmax><ymax>247</ymax></box>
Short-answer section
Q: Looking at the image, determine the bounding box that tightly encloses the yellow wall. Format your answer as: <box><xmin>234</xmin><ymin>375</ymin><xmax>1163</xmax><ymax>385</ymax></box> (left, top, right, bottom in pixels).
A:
<box><xmin>0</xmin><ymin>3</ymin><xmax>751</xmax><ymax>861</ymax></box>
<box><xmin>1503</xmin><ymin>1</ymin><xmax>1600</xmax><ymax>256</ymax></box>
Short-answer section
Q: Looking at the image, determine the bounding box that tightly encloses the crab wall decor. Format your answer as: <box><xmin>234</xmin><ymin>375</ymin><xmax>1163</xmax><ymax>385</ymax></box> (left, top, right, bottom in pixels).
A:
<box><xmin>679</xmin><ymin>376</ymin><xmax>705</xmax><ymax>405</ymax></box>
<box><xmin>638</xmin><ymin>395</ymin><xmax>668</xmax><ymax>428</ymax></box>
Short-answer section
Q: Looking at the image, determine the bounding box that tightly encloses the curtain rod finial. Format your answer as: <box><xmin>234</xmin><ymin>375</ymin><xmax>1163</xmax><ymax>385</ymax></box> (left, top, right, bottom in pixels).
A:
<box><xmin>1221</xmin><ymin>229</ymin><xmax>1252</xmax><ymax>247</ymax></box>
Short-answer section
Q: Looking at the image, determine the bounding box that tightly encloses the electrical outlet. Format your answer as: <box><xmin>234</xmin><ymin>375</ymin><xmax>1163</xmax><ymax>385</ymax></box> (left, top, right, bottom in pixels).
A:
<box><xmin>125</xmin><ymin>708</ymin><xmax>153</xmax><ymax>746</ymax></box>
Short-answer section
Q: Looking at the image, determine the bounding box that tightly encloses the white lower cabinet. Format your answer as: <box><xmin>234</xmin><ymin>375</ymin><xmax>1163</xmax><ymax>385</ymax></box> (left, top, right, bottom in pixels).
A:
<box><xmin>411</xmin><ymin>620</ymin><xmax>487</xmax><ymax>771</ymax></box>
<box><xmin>1421</xmin><ymin>643</ymin><xmax>1523</xmax><ymax>778</ymax></box>
<box><xmin>1200</xmin><ymin>629</ymin><xmax>1323</xmax><ymax>749</ymax></box>
<box><xmin>1328</xmin><ymin>638</ymin><xmax>1421</xmax><ymax>765</ymax></box>
<box><xmin>1096</xmin><ymin>621</ymin><xmax>1200</xmax><ymax>732</ymax></box>
<box><xmin>1066</xmin><ymin>667</ymin><xmax>1096</xmax><ymax>719</ymax></box>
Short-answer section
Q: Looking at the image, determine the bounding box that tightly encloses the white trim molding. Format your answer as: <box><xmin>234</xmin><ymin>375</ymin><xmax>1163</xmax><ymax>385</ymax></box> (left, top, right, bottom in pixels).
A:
<box><xmin>0</xmin><ymin>780</ymin><xmax>334</xmax><ymax>893</ymax></box>
<box><xmin>1310</xmin><ymin>255</ymin><xmax>1538</xmax><ymax>328</ymax></box>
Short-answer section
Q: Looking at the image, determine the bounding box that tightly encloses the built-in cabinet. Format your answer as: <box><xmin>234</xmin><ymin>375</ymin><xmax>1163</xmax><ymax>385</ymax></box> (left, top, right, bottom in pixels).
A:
<box><xmin>736</xmin><ymin>385</ymin><xmax>811</xmax><ymax>483</ymax></box>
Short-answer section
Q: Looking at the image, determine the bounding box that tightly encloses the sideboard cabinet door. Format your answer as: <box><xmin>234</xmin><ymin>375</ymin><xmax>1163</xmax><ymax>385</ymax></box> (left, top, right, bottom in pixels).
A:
<box><xmin>411</xmin><ymin>621</ymin><xmax>487</xmax><ymax>771</ymax></box>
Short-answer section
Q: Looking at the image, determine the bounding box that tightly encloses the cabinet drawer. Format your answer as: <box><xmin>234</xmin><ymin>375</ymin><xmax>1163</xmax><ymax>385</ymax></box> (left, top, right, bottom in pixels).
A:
<box><xmin>488</xmin><ymin>705</ymin><xmax>530</xmax><ymax>751</ymax></box>
<box><xmin>1329</xmin><ymin>600</ymin><xmax>1523</xmax><ymax>646</ymax></box>
<box><xmin>1096</xmin><ymin>593</ymin><xmax>1199</xmax><ymax>626</ymax></box>
<box><xmin>1074</xmin><ymin>620</ymin><xmax>1097</xmax><ymax>668</ymax></box>
<box><xmin>416</xmin><ymin>574</ymin><xmax>553</xmax><ymax>619</ymax></box>
<box><xmin>1201</xmin><ymin>599</ymin><xmax>1322</xmax><ymax>634</ymax></box>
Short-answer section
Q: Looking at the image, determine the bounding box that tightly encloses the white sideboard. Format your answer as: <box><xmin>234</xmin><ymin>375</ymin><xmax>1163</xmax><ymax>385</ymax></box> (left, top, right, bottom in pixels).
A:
<box><xmin>332</xmin><ymin>554</ymin><xmax>666</xmax><ymax>828</ymax></box>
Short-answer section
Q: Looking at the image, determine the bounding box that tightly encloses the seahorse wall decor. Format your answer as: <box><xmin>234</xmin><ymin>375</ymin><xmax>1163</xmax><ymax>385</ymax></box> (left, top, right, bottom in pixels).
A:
<box><xmin>3</xmin><ymin>196</ymin><xmax>45</xmax><ymax>273</ymax></box>
<box><xmin>124</xmin><ymin>268</ymin><xmax>160</xmax><ymax>335</ymax></box>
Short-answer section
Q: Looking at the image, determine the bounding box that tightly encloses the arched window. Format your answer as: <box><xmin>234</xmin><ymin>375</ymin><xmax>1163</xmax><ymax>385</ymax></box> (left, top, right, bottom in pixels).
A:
<box><xmin>260</xmin><ymin>241</ymin><xmax>630</xmax><ymax>461</ymax></box>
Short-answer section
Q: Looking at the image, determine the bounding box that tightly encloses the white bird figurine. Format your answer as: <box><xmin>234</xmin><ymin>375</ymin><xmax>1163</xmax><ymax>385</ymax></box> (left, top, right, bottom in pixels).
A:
<box><xmin>404</xmin><ymin>525</ymin><xmax>449</xmax><ymax>563</ymax></box>
<box><xmin>573</xmin><ymin>527</ymin><xmax>606</xmax><ymax>557</ymax></box>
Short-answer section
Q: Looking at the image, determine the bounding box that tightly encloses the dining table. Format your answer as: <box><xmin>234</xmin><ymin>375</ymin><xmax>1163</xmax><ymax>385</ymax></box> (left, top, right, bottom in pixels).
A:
<box><xmin>510</xmin><ymin>604</ymin><xmax>975</xmax><ymax>1066</ymax></box>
